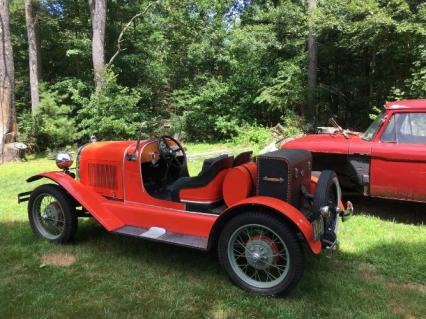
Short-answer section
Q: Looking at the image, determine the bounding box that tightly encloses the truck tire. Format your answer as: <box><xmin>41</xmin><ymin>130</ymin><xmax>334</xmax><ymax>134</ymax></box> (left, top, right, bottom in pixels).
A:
<box><xmin>313</xmin><ymin>170</ymin><xmax>341</xmax><ymax>243</ymax></box>
<box><xmin>313</xmin><ymin>170</ymin><xmax>341</xmax><ymax>215</ymax></box>
<box><xmin>28</xmin><ymin>184</ymin><xmax>78</xmax><ymax>244</ymax></box>
<box><xmin>218</xmin><ymin>211</ymin><xmax>304</xmax><ymax>296</ymax></box>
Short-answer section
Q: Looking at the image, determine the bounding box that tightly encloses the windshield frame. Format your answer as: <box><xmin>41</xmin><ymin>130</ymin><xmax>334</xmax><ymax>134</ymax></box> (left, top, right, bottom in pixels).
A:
<box><xmin>362</xmin><ymin>111</ymin><xmax>386</xmax><ymax>141</ymax></box>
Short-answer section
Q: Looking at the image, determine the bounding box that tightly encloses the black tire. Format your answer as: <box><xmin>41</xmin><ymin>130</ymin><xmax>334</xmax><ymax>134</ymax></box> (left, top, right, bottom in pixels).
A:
<box><xmin>28</xmin><ymin>184</ymin><xmax>78</xmax><ymax>244</ymax></box>
<box><xmin>313</xmin><ymin>170</ymin><xmax>341</xmax><ymax>215</ymax></box>
<box><xmin>218</xmin><ymin>211</ymin><xmax>304</xmax><ymax>296</ymax></box>
<box><xmin>313</xmin><ymin>170</ymin><xmax>341</xmax><ymax>242</ymax></box>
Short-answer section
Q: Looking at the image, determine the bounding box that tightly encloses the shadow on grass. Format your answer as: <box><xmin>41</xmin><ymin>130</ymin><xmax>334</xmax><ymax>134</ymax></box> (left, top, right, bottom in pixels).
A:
<box><xmin>1</xmin><ymin>219</ymin><xmax>425</xmax><ymax>318</ymax></box>
<box><xmin>3</xmin><ymin>218</ymin><xmax>425</xmax><ymax>285</ymax></box>
<box><xmin>345</xmin><ymin>193</ymin><xmax>426</xmax><ymax>225</ymax></box>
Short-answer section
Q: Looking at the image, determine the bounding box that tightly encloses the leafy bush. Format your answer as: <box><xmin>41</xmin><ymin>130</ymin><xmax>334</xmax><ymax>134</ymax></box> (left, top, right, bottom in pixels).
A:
<box><xmin>172</xmin><ymin>77</ymin><xmax>234</xmax><ymax>141</ymax></box>
<box><xmin>77</xmin><ymin>71</ymin><xmax>142</xmax><ymax>140</ymax></box>
<box><xmin>254</xmin><ymin>59</ymin><xmax>305</xmax><ymax>112</ymax></box>
<box><xmin>278</xmin><ymin>112</ymin><xmax>304</xmax><ymax>138</ymax></box>
<box><xmin>231</xmin><ymin>124</ymin><xmax>271</xmax><ymax>147</ymax></box>
<box><xmin>18</xmin><ymin>87</ymin><xmax>78</xmax><ymax>152</ymax></box>
<box><xmin>231</xmin><ymin>113</ymin><xmax>304</xmax><ymax>150</ymax></box>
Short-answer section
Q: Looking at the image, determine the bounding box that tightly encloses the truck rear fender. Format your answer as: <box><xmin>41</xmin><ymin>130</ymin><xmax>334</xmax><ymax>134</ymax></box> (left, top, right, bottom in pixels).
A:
<box><xmin>208</xmin><ymin>196</ymin><xmax>322</xmax><ymax>254</ymax></box>
<box><xmin>26</xmin><ymin>171</ymin><xmax>125</xmax><ymax>231</ymax></box>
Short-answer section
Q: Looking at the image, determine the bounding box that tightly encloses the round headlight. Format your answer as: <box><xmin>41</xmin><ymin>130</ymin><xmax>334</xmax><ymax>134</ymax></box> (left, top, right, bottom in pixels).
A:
<box><xmin>55</xmin><ymin>153</ymin><xmax>74</xmax><ymax>169</ymax></box>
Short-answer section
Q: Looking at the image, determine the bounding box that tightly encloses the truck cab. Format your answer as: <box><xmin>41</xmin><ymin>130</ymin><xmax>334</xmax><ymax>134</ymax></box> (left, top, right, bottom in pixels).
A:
<box><xmin>283</xmin><ymin>99</ymin><xmax>426</xmax><ymax>203</ymax></box>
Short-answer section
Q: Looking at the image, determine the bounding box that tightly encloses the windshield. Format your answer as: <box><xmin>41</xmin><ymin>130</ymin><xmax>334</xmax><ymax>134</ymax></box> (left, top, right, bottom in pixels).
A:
<box><xmin>362</xmin><ymin>112</ymin><xmax>385</xmax><ymax>141</ymax></box>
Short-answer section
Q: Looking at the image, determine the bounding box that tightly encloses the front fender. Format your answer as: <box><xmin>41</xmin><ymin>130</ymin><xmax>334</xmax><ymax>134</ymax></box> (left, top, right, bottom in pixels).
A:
<box><xmin>27</xmin><ymin>172</ymin><xmax>124</xmax><ymax>231</ymax></box>
<box><xmin>210</xmin><ymin>196</ymin><xmax>322</xmax><ymax>254</ymax></box>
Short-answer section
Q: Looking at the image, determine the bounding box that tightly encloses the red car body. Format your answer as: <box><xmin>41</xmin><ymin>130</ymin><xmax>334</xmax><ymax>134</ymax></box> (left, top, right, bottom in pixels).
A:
<box><xmin>20</xmin><ymin>136</ymin><xmax>353</xmax><ymax>295</ymax></box>
<box><xmin>283</xmin><ymin>99</ymin><xmax>426</xmax><ymax>203</ymax></box>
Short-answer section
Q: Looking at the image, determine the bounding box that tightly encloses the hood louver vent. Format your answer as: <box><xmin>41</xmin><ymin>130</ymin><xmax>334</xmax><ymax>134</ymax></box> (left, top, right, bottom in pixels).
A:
<box><xmin>88</xmin><ymin>163</ymin><xmax>118</xmax><ymax>190</ymax></box>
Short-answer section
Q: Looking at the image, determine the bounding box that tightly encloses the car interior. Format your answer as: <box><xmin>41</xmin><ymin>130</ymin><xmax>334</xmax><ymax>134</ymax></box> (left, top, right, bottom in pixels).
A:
<box><xmin>141</xmin><ymin>136</ymin><xmax>253</xmax><ymax>210</ymax></box>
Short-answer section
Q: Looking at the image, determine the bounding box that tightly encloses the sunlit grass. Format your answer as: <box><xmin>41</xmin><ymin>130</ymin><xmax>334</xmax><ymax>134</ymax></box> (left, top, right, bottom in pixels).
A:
<box><xmin>0</xmin><ymin>146</ymin><xmax>425</xmax><ymax>318</ymax></box>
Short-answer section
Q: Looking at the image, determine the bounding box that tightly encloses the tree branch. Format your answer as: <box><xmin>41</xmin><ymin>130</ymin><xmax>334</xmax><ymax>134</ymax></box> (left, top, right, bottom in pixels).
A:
<box><xmin>106</xmin><ymin>1</ymin><xmax>158</xmax><ymax>69</ymax></box>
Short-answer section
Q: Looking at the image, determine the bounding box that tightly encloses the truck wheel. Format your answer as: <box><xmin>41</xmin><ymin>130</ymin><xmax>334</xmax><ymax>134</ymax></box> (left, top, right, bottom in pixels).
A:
<box><xmin>313</xmin><ymin>170</ymin><xmax>341</xmax><ymax>243</ymax></box>
<box><xmin>313</xmin><ymin>170</ymin><xmax>341</xmax><ymax>216</ymax></box>
<box><xmin>28</xmin><ymin>184</ymin><xmax>78</xmax><ymax>244</ymax></box>
<box><xmin>218</xmin><ymin>212</ymin><xmax>304</xmax><ymax>296</ymax></box>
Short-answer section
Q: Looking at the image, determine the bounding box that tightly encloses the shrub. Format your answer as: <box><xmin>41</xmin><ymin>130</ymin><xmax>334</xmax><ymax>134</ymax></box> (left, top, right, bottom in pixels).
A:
<box><xmin>231</xmin><ymin>112</ymin><xmax>304</xmax><ymax>151</ymax></box>
<box><xmin>18</xmin><ymin>87</ymin><xmax>78</xmax><ymax>152</ymax></box>
<box><xmin>77</xmin><ymin>71</ymin><xmax>142</xmax><ymax>141</ymax></box>
<box><xmin>231</xmin><ymin>124</ymin><xmax>272</xmax><ymax>147</ymax></box>
<box><xmin>172</xmin><ymin>77</ymin><xmax>234</xmax><ymax>141</ymax></box>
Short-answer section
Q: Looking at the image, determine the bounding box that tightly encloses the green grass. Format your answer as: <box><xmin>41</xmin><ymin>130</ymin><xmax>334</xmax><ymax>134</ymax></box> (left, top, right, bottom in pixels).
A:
<box><xmin>0</xmin><ymin>147</ymin><xmax>425</xmax><ymax>319</ymax></box>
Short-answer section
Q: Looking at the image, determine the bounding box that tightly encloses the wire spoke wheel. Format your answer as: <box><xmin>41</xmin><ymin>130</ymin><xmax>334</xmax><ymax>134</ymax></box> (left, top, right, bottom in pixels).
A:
<box><xmin>227</xmin><ymin>224</ymin><xmax>290</xmax><ymax>289</ymax></box>
<box><xmin>32</xmin><ymin>193</ymin><xmax>66</xmax><ymax>240</ymax></box>
<box><xmin>28</xmin><ymin>185</ymin><xmax>78</xmax><ymax>244</ymax></box>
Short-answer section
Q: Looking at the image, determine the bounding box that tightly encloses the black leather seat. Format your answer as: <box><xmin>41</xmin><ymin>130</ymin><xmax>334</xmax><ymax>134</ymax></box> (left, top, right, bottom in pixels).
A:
<box><xmin>168</xmin><ymin>155</ymin><xmax>233</xmax><ymax>201</ymax></box>
<box><xmin>233</xmin><ymin>151</ymin><xmax>253</xmax><ymax>167</ymax></box>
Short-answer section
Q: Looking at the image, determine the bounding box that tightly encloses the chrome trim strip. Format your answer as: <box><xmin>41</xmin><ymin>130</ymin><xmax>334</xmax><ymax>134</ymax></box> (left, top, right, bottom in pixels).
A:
<box><xmin>181</xmin><ymin>199</ymin><xmax>217</xmax><ymax>204</ymax></box>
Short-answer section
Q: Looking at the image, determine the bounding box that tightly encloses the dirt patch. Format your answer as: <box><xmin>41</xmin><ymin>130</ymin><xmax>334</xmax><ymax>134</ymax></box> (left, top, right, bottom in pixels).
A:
<box><xmin>357</xmin><ymin>262</ymin><xmax>426</xmax><ymax>294</ymax></box>
<box><xmin>41</xmin><ymin>252</ymin><xmax>76</xmax><ymax>267</ymax></box>
<box><xmin>390</xmin><ymin>303</ymin><xmax>417</xmax><ymax>319</ymax></box>
<box><xmin>388</xmin><ymin>282</ymin><xmax>426</xmax><ymax>295</ymax></box>
<box><xmin>357</xmin><ymin>262</ymin><xmax>383</xmax><ymax>282</ymax></box>
<box><xmin>356</xmin><ymin>262</ymin><xmax>425</xmax><ymax>318</ymax></box>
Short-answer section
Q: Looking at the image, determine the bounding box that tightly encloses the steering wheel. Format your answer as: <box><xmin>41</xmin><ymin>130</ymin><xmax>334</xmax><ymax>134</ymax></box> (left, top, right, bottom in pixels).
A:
<box><xmin>157</xmin><ymin>135</ymin><xmax>186</xmax><ymax>169</ymax></box>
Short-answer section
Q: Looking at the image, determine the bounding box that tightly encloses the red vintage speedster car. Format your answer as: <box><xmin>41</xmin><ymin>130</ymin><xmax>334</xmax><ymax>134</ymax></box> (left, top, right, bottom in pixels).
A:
<box><xmin>283</xmin><ymin>99</ymin><xmax>426</xmax><ymax>203</ymax></box>
<box><xmin>19</xmin><ymin>135</ymin><xmax>352</xmax><ymax>296</ymax></box>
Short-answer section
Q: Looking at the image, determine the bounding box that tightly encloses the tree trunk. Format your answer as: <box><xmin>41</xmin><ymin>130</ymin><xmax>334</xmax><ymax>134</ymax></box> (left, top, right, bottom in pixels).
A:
<box><xmin>25</xmin><ymin>0</ymin><xmax>42</xmax><ymax>114</ymax></box>
<box><xmin>88</xmin><ymin>0</ymin><xmax>106</xmax><ymax>90</ymax></box>
<box><xmin>307</xmin><ymin>0</ymin><xmax>318</xmax><ymax>123</ymax></box>
<box><xmin>0</xmin><ymin>0</ymin><xmax>18</xmax><ymax>163</ymax></box>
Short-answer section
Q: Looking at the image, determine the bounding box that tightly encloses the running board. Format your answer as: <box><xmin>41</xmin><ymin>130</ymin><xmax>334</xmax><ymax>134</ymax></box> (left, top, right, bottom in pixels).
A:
<box><xmin>113</xmin><ymin>226</ymin><xmax>208</xmax><ymax>250</ymax></box>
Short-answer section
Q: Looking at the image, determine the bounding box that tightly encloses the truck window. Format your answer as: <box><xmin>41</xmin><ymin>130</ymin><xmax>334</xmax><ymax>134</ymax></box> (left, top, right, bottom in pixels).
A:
<box><xmin>362</xmin><ymin>111</ymin><xmax>385</xmax><ymax>141</ymax></box>
<box><xmin>396</xmin><ymin>113</ymin><xmax>426</xmax><ymax>144</ymax></box>
<box><xmin>381</xmin><ymin>115</ymin><xmax>396</xmax><ymax>142</ymax></box>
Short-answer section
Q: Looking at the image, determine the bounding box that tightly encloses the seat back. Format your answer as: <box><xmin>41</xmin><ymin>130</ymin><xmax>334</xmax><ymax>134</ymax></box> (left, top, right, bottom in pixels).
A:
<box><xmin>233</xmin><ymin>151</ymin><xmax>253</xmax><ymax>167</ymax></box>
<box><xmin>169</xmin><ymin>155</ymin><xmax>233</xmax><ymax>202</ymax></box>
<box><xmin>200</xmin><ymin>154</ymin><xmax>229</xmax><ymax>176</ymax></box>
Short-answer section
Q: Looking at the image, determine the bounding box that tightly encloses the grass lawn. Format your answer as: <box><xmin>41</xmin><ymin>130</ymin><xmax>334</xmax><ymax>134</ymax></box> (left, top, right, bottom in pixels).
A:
<box><xmin>0</xmin><ymin>144</ymin><xmax>425</xmax><ymax>319</ymax></box>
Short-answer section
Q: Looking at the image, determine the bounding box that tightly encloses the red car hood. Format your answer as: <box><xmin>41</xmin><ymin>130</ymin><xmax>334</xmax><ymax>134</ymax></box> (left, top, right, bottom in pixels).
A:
<box><xmin>283</xmin><ymin>133</ymin><xmax>361</xmax><ymax>154</ymax></box>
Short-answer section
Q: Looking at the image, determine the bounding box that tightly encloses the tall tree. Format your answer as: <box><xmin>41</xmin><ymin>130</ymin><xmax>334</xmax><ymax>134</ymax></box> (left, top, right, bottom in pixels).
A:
<box><xmin>0</xmin><ymin>0</ymin><xmax>18</xmax><ymax>162</ymax></box>
<box><xmin>25</xmin><ymin>0</ymin><xmax>42</xmax><ymax>114</ymax></box>
<box><xmin>307</xmin><ymin>0</ymin><xmax>317</xmax><ymax>122</ymax></box>
<box><xmin>88</xmin><ymin>0</ymin><xmax>106</xmax><ymax>90</ymax></box>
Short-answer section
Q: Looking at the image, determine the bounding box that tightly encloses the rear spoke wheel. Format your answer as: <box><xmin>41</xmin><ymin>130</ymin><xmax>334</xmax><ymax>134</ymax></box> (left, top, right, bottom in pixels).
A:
<box><xmin>228</xmin><ymin>224</ymin><xmax>290</xmax><ymax>289</ymax></box>
<box><xmin>218</xmin><ymin>212</ymin><xmax>304</xmax><ymax>296</ymax></box>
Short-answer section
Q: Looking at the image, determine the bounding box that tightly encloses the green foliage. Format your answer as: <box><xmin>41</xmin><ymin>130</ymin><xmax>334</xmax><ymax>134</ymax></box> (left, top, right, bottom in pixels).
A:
<box><xmin>231</xmin><ymin>113</ymin><xmax>304</xmax><ymax>150</ymax></box>
<box><xmin>404</xmin><ymin>45</ymin><xmax>426</xmax><ymax>98</ymax></box>
<box><xmin>254</xmin><ymin>58</ymin><xmax>305</xmax><ymax>112</ymax></box>
<box><xmin>172</xmin><ymin>77</ymin><xmax>233</xmax><ymax>141</ymax></box>
<box><xmin>231</xmin><ymin>124</ymin><xmax>272</xmax><ymax>147</ymax></box>
<box><xmin>278</xmin><ymin>112</ymin><xmax>305</xmax><ymax>137</ymax></box>
<box><xmin>10</xmin><ymin>0</ymin><xmax>426</xmax><ymax>149</ymax></box>
<box><xmin>18</xmin><ymin>86</ymin><xmax>78</xmax><ymax>152</ymax></box>
<box><xmin>368</xmin><ymin>106</ymin><xmax>382</xmax><ymax>121</ymax></box>
<box><xmin>77</xmin><ymin>71</ymin><xmax>142</xmax><ymax>140</ymax></box>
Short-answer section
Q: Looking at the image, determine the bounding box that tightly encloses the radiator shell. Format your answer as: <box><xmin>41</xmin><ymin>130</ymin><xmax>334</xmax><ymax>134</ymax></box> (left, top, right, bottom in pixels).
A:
<box><xmin>256</xmin><ymin>149</ymin><xmax>312</xmax><ymax>208</ymax></box>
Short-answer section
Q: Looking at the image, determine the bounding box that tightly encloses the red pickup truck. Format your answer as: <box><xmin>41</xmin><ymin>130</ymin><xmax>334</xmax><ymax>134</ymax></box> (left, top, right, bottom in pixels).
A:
<box><xmin>282</xmin><ymin>99</ymin><xmax>426</xmax><ymax>203</ymax></box>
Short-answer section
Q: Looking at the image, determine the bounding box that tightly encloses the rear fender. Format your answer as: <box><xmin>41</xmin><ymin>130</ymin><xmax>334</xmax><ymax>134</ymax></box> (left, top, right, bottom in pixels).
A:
<box><xmin>27</xmin><ymin>171</ymin><xmax>124</xmax><ymax>231</ymax></box>
<box><xmin>208</xmin><ymin>196</ymin><xmax>322</xmax><ymax>254</ymax></box>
